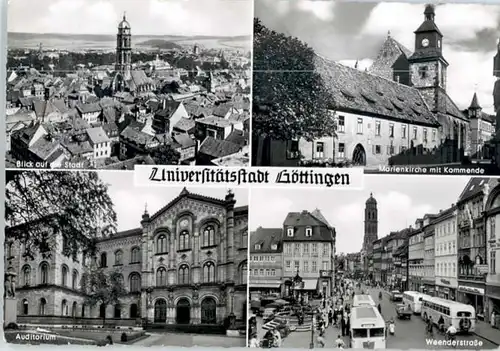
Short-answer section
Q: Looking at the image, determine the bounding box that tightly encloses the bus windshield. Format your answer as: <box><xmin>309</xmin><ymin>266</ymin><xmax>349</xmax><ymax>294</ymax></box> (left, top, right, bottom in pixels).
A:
<box><xmin>352</xmin><ymin>329</ymin><xmax>368</xmax><ymax>338</ymax></box>
<box><xmin>457</xmin><ymin>312</ymin><xmax>472</xmax><ymax>317</ymax></box>
<box><xmin>370</xmin><ymin>328</ymin><xmax>384</xmax><ymax>337</ymax></box>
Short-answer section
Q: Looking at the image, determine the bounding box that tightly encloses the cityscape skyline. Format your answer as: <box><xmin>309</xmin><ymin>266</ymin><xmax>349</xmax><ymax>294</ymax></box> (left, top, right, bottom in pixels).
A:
<box><xmin>250</xmin><ymin>176</ymin><xmax>470</xmax><ymax>254</ymax></box>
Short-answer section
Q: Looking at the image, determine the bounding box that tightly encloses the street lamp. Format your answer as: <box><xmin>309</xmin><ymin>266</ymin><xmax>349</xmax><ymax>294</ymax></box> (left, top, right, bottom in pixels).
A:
<box><xmin>309</xmin><ymin>315</ymin><xmax>316</xmax><ymax>349</ymax></box>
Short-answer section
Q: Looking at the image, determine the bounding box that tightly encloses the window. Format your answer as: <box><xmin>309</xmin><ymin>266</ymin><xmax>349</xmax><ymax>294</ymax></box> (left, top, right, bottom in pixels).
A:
<box><xmin>432</xmin><ymin>129</ymin><xmax>437</xmax><ymax>142</ymax></box>
<box><xmin>254</xmin><ymin>244</ymin><xmax>261</xmax><ymax>250</ymax></box>
<box><xmin>40</xmin><ymin>262</ymin><xmax>49</xmax><ymax>284</ymax></box>
<box><xmin>338</xmin><ymin>116</ymin><xmax>345</xmax><ymax>132</ymax></box>
<box><xmin>323</xmin><ymin>261</ymin><xmax>329</xmax><ymax>270</ymax></box>
<box><xmin>61</xmin><ymin>299</ymin><xmax>68</xmax><ymax>316</ymax></box>
<box><xmin>178</xmin><ymin>264</ymin><xmax>189</xmax><ymax>284</ymax></box>
<box><xmin>315</xmin><ymin>142</ymin><xmax>324</xmax><ymax>158</ymax></box>
<box><xmin>286</xmin><ymin>261</ymin><xmax>291</xmax><ymax>269</ymax></box>
<box><xmin>374</xmin><ymin>145</ymin><xmax>381</xmax><ymax>154</ymax></box>
<box><xmin>491</xmin><ymin>251</ymin><xmax>496</xmax><ymax>274</ymax></box>
<box><xmin>130</xmin><ymin>273</ymin><xmax>141</xmax><ymax>292</ymax></box>
<box><xmin>203</xmin><ymin>261</ymin><xmax>216</xmax><ymax>283</ymax></box>
<box><xmin>304</xmin><ymin>261</ymin><xmax>309</xmax><ymax>272</ymax></box>
<box><xmin>39</xmin><ymin>298</ymin><xmax>46</xmax><ymax>316</ymax></box>
<box><xmin>22</xmin><ymin>299</ymin><xmax>28</xmax><ymax>315</ymax></box>
<box><xmin>156</xmin><ymin>234</ymin><xmax>167</xmax><ymax>254</ymax></box>
<box><xmin>294</xmin><ymin>261</ymin><xmax>300</xmax><ymax>271</ymax></box>
<box><xmin>287</xmin><ymin>227</ymin><xmax>294</xmax><ymax>237</ymax></box>
<box><xmin>114</xmin><ymin>250</ymin><xmax>123</xmax><ymax>265</ymax></box>
<box><xmin>179</xmin><ymin>230</ymin><xmax>190</xmax><ymax>250</ymax></box>
<box><xmin>286</xmin><ymin>140</ymin><xmax>300</xmax><ymax>159</ymax></box>
<box><xmin>100</xmin><ymin>252</ymin><xmax>107</xmax><ymax>267</ymax></box>
<box><xmin>389</xmin><ymin>123</ymin><xmax>394</xmax><ymax>138</ymax></box>
<box><xmin>303</xmin><ymin>244</ymin><xmax>309</xmax><ymax>255</ymax></box>
<box><xmin>312</xmin><ymin>261</ymin><xmax>317</xmax><ymax>272</ymax></box>
<box><xmin>312</xmin><ymin>243</ymin><xmax>318</xmax><ymax>255</ymax></box>
<box><xmin>72</xmin><ymin>270</ymin><xmax>78</xmax><ymax>289</ymax></box>
<box><xmin>271</xmin><ymin>244</ymin><xmax>277</xmax><ymax>250</ymax></box>
<box><xmin>413</xmin><ymin>127</ymin><xmax>418</xmax><ymax>140</ymax></box>
<box><xmin>203</xmin><ymin>226</ymin><xmax>215</xmax><ymax>247</ymax></box>
<box><xmin>490</xmin><ymin>217</ymin><xmax>496</xmax><ymax>240</ymax></box>
<box><xmin>419</xmin><ymin>66</ymin><xmax>428</xmax><ymax>79</ymax></box>
<box><xmin>375</xmin><ymin>121</ymin><xmax>381</xmax><ymax>136</ymax></box>
<box><xmin>357</xmin><ymin>118</ymin><xmax>363</xmax><ymax>134</ymax></box>
<box><xmin>402</xmin><ymin>125</ymin><xmax>407</xmax><ymax>139</ymax></box>
<box><xmin>130</xmin><ymin>247</ymin><xmax>140</xmax><ymax>263</ymax></box>
<box><xmin>338</xmin><ymin>143</ymin><xmax>345</xmax><ymax>158</ymax></box>
<box><xmin>22</xmin><ymin>265</ymin><xmax>31</xmax><ymax>286</ymax></box>
<box><xmin>207</xmin><ymin>128</ymin><xmax>216</xmax><ymax>138</ymax></box>
<box><xmin>423</xmin><ymin>128</ymin><xmax>428</xmax><ymax>142</ymax></box>
<box><xmin>61</xmin><ymin>265</ymin><xmax>68</xmax><ymax>286</ymax></box>
<box><xmin>156</xmin><ymin>267</ymin><xmax>167</xmax><ymax>286</ymax></box>
<box><xmin>323</xmin><ymin>243</ymin><xmax>328</xmax><ymax>256</ymax></box>
<box><xmin>305</xmin><ymin>227</ymin><xmax>312</xmax><ymax>237</ymax></box>
<box><xmin>271</xmin><ymin>269</ymin><xmax>276</xmax><ymax>276</ymax></box>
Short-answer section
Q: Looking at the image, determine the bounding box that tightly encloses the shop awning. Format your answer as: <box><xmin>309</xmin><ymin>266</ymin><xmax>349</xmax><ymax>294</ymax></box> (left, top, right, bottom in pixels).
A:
<box><xmin>302</xmin><ymin>279</ymin><xmax>318</xmax><ymax>290</ymax></box>
<box><xmin>251</xmin><ymin>283</ymin><xmax>280</xmax><ymax>289</ymax></box>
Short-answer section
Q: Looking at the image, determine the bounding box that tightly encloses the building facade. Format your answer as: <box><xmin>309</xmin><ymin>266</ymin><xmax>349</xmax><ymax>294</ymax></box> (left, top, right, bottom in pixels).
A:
<box><xmin>456</xmin><ymin>178</ymin><xmax>495</xmax><ymax>319</ymax></box>
<box><xmin>281</xmin><ymin>210</ymin><xmax>335</xmax><ymax>301</ymax></box>
<box><xmin>249</xmin><ymin>228</ymin><xmax>283</xmax><ymax>298</ymax></box>
<box><xmin>434</xmin><ymin>206</ymin><xmax>459</xmax><ymax>300</ymax></box>
<box><xmin>9</xmin><ymin>189</ymin><xmax>249</xmax><ymax>328</ymax></box>
<box><xmin>423</xmin><ymin>215</ymin><xmax>437</xmax><ymax>295</ymax></box>
<box><xmin>408</xmin><ymin>220</ymin><xmax>425</xmax><ymax>292</ymax></box>
<box><xmin>484</xmin><ymin>179</ymin><xmax>500</xmax><ymax>324</ymax></box>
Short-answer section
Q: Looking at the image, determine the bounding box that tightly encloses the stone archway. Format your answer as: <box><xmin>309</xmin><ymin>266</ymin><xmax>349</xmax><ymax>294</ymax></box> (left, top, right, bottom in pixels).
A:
<box><xmin>200</xmin><ymin>297</ymin><xmax>217</xmax><ymax>324</ymax></box>
<box><xmin>176</xmin><ymin>298</ymin><xmax>191</xmax><ymax>324</ymax></box>
<box><xmin>352</xmin><ymin>144</ymin><xmax>366</xmax><ymax>166</ymax></box>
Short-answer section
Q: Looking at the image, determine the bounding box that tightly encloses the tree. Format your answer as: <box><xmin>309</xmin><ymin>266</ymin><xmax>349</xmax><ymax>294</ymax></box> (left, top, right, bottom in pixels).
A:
<box><xmin>5</xmin><ymin>171</ymin><xmax>117</xmax><ymax>258</ymax></box>
<box><xmin>252</xmin><ymin>18</ymin><xmax>336</xmax><ymax>165</ymax></box>
<box><xmin>80</xmin><ymin>268</ymin><xmax>127</xmax><ymax>326</ymax></box>
<box><xmin>150</xmin><ymin>143</ymin><xmax>181</xmax><ymax>165</ymax></box>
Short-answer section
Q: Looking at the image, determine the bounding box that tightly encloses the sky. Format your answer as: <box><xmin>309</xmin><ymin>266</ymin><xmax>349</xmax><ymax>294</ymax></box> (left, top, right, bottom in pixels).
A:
<box><xmin>7</xmin><ymin>0</ymin><xmax>252</xmax><ymax>36</ymax></box>
<box><xmin>98</xmin><ymin>171</ymin><xmax>248</xmax><ymax>232</ymax></box>
<box><xmin>255</xmin><ymin>0</ymin><xmax>500</xmax><ymax>114</ymax></box>
<box><xmin>250</xmin><ymin>175</ymin><xmax>473</xmax><ymax>254</ymax></box>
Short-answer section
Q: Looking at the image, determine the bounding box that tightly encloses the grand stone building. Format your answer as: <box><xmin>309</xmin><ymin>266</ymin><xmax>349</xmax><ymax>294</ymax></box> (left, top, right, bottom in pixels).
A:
<box><xmin>7</xmin><ymin>188</ymin><xmax>248</xmax><ymax>329</ymax></box>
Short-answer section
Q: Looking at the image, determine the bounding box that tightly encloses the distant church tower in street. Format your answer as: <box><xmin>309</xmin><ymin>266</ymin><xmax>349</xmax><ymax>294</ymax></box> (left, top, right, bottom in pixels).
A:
<box><xmin>116</xmin><ymin>13</ymin><xmax>132</xmax><ymax>78</ymax></box>
<box><xmin>363</xmin><ymin>193</ymin><xmax>378</xmax><ymax>253</ymax></box>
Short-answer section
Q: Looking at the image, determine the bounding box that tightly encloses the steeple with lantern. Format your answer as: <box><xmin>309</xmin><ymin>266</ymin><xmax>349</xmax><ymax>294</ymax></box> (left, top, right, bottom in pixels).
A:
<box><xmin>467</xmin><ymin>92</ymin><xmax>482</xmax><ymax>119</ymax></box>
<box><xmin>116</xmin><ymin>12</ymin><xmax>132</xmax><ymax>79</ymax></box>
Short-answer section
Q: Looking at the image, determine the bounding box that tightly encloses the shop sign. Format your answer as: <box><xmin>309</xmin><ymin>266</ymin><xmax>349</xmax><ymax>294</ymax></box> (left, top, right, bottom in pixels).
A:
<box><xmin>441</xmin><ymin>279</ymin><xmax>451</xmax><ymax>285</ymax></box>
<box><xmin>476</xmin><ymin>265</ymin><xmax>489</xmax><ymax>274</ymax></box>
<box><xmin>458</xmin><ymin>285</ymin><xmax>484</xmax><ymax>295</ymax></box>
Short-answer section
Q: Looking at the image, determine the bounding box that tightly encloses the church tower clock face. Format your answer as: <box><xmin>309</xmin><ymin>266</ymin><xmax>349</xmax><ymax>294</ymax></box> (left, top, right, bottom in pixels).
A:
<box><xmin>422</xmin><ymin>38</ymin><xmax>429</xmax><ymax>47</ymax></box>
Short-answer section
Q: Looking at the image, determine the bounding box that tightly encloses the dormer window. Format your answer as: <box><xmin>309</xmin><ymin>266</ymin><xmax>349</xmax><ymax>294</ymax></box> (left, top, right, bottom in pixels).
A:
<box><xmin>287</xmin><ymin>227</ymin><xmax>294</xmax><ymax>237</ymax></box>
<box><xmin>254</xmin><ymin>244</ymin><xmax>261</xmax><ymax>250</ymax></box>
<box><xmin>305</xmin><ymin>227</ymin><xmax>312</xmax><ymax>237</ymax></box>
<box><xmin>271</xmin><ymin>244</ymin><xmax>278</xmax><ymax>250</ymax></box>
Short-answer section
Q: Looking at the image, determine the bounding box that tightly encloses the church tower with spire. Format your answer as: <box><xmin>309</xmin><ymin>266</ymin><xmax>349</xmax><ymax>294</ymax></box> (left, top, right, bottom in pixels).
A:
<box><xmin>116</xmin><ymin>13</ymin><xmax>132</xmax><ymax>78</ymax></box>
<box><xmin>363</xmin><ymin>193</ymin><xmax>378</xmax><ymax>254</ymax></box>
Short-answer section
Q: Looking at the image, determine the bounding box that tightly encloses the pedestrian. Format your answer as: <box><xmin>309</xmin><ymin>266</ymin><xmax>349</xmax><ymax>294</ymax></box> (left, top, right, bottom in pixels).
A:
<box><xmin>328</xmin><ymin>308</ymin><xmax>333</xmax><ymax>326</ymax></box>
<box><xmin>491</xmin><ymin>311</ymin><xmax>496</xmax><ymax>328</ymax></box>
<box><xmin>346</xmin><ymin>315</ymin><xmax>351</xmax><ymax>336</ymax></box>
<box><xmin>340</xmin><ymin>314</ymin><xmax>346</xmax><ymax>336</ymax></box>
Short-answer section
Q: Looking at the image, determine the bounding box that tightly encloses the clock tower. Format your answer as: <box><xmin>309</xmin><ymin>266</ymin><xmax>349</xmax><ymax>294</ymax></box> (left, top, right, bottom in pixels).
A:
<box><xmin>408</xmin><ymin>4</ymin><xmax>449</xmax><ymax>110</ymax></box>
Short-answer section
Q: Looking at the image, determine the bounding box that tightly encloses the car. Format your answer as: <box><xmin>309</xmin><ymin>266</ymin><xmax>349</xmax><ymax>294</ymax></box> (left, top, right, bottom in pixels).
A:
<box><xmin>395</xmin><ymin>303</ymin><xmax>412</xmax><ymax>320</ymax></box>
<box><xmin>391</xmin><ymin>290</ymin><xmax>403</xmax><ymax>302</ymax></box>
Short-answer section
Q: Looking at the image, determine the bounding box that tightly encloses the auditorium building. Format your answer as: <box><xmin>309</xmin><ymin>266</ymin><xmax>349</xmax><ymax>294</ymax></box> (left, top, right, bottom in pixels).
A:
<box><xmin>6</xmin><ymin>188</ymin><xmax>248</xmax><ymax>330</ymax></box>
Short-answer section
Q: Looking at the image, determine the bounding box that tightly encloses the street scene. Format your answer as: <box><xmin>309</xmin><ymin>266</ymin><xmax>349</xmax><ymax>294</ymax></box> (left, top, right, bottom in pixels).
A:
<box><xmin>252</xmin><ymin>0</ymin><xmax>500</xmax><ymax>174</ymax></box>
<box><xmin>247</xmin><ymin>178</ymin><xmax>500</xmax><ymax>348</ymax></box>
<box><xmin>6</xmin><ymin>0</ymin><xmax>251</xmax><ymax>170</ymax></box>
<box><xmin>4</xmin><ymin>170</ymin><xmax>248</xmax><ymax>346</ymax></box>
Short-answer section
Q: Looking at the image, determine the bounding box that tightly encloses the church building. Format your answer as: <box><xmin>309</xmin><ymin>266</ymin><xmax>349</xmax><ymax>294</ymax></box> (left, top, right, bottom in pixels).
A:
<box><xmin>8</xmin><ymin>188</ymin><xmax>248</xmax><ymax>331</ymax></box>
<box><xmin>295</xmin><ymin>4</ymin><xmax>471</xmax><ymax>167</ymax></box>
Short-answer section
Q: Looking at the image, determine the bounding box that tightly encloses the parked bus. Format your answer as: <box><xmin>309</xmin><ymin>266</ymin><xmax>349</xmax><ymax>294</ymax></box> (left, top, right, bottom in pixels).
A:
<box><xmin>353</xmin><ymin>294</ymin><xmax>376</xmax><ymax>308</ymax></box>
<box><xmin>349</xmin><ymin>305</ymin><xmax>386</xmax><ymax>348</ymax></box>
<box><xmin>421</xmin><ymin>296</ymin><xmax>475</xmax><ymax>333</ymax></box>
<box><xmin>403</xmin><ymin>291</ymin><xmax>427</xmax><ymax>314</ymax></box>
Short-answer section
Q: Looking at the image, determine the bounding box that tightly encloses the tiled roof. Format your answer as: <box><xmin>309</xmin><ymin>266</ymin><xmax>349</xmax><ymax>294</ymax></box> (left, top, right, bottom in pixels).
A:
<box><xmin>457</xmin><ymin>177</ymin><xmax>498</xmax><ymax>204</ymax></box>
<box><xmin>172</xmin><ymin>133</ymin><xmax>196</xmax><ymax>148</ymax></box>
<box><xmin>314</xmin><ymin>55</ymin><xmax>439</xmax><ymax>127</ymax></box>
<box><xmin>29</xmin><ymin>137</ymin><xmax>60</xmax><ymax>160</ymax></box>
<box><xmin>87</xmin><ymin>126</ymin><xmax>110</xmax><ymax>145</ymax></box>
<box><xmin>225</xmin><ymin>129</ymin><xmax>248</xmax><ymax>147</ymax></box>
<box><xmin>434</xmin><ymin>89</ymin><xmax>466</xmax><ymax>120</ymax></box>
<box><xmin>199</xmin><ymin>137</ymin><xmax>242</xmax><ymax>158</ymax></box>
<box><xmin>370</xmin><ymin>36</ymin><xmax>412</xmax><ymax>80</ymax></box>
<box><xmin>196</xmin><ymin>116</ymin><xmax>236</xmax><ymax>128</ymax></box>
<box><xmin>155</xmin><ymin>100</ymin><xmax>181</xmax><ymax>119</ymax></box>
<box><xmin>310</xmin><ymin>209</ymin><xmax>331</xmax><ymax>227</ymax></box>
<box><xmin>102</xmin><ymin>155</ymin><xmax>156</xmax><ymax>170</ymax></box>
<box><xmin>62</xmin><ymin>140</ymin><xmax>93</xmax><ymax>156</ymax></box>
<box><xmin>33</xmin><ymin>100</ymin><xmax>65</xmax><ymax>119</ymax></box>
<box><xmin>76</xmin><ymin>102</ymin><xmax>102</xmax><ymax>114</ymax></box>
<box><xmin>120</xmin><ymin>126</ymin><xmax>154</xmax><ymax>146</ymax></box>
<box><xmin>283</xmin><ymin>210</ymin><xmax>334</xmax><ymax>242</ymax></box>
<box><xmin>212</xmin><ymin>103</ymin><xmax>232</xmax><ymax>117</ymax></box>
<box><xmin>173</xmin><ymin>117</ymin><xmax>196</xmax><ymax>132</ymax></box>
<box><xmin>211</xmin><ymin>153</ymin><xmax>249</xmax><ymax>167</ymax></box>
<box><xmin>469</xmin><ymin>92</ymin><xmax>481</xmax><ymax>110</ymax></box>
<box><xmin>250</xmin><ymin>228</ymin><xmax>283</xmax><ymax>253</ymax></box>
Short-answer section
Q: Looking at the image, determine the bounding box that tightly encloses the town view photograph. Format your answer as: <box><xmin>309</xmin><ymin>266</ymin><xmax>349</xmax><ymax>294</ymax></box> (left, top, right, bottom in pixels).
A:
<box><xmin>4</xmin><ymin>170</ymin><xmax>249</xmax><ymax>346</ymax></box>
<box><xmin>251</xmin><ymin>1</ymin><xmax>500</xmax><ymax>175</ymax></box>
<box><xmin>6</xmin><ymin>0</ymin><xmax>251</xmax><ymax>170</ymax></box>
<box><xmin>248</xmin><ymin>176</ymin><xmax>500</xmax><ymax>349</ymax></box>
